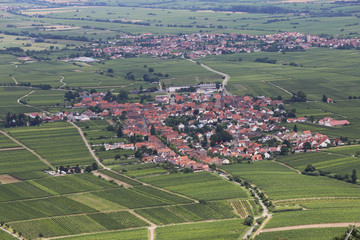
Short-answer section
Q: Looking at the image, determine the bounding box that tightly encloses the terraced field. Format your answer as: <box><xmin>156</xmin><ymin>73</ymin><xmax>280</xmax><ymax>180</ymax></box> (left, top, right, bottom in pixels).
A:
<box><xmin>141</xmin><ymin>172</ymin><xmax>249</xmax><ymax>201</ymax></box>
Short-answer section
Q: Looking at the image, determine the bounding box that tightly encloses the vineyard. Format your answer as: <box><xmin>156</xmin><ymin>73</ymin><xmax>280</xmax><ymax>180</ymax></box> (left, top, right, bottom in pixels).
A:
<box><xmin>10</xmin><ymin>211</ymin><xmax>149</xmax><ymax>239</ymax></box>
<box><xmin>98</xmin><ymin>169</ymin><xmax>143</xmax><ymax>186</ymax></box>
<box><xmin>229</xmin><ymin>200</ymin><xmax>259</xmax><ymax>218</ymax></box>
<box><xmin>136</xmin><ymin>201</ymin><xmax>238</xmax><ymax>225</ymax></box>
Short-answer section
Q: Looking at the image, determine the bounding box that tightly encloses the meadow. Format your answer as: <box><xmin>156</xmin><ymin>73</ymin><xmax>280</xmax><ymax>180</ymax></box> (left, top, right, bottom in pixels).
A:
<box><xmin>221</xmin><ymin>161</ymin><xmax>360</xmax><ymax>200</ymax></box>
<box><xmin>141</xmin><ymin>172</ymin><xmax>249</xmax><ymax>201</ymax></box>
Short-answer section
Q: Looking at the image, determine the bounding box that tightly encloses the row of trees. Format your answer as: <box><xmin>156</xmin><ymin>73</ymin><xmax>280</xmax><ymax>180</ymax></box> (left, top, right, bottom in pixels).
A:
<box><xmin>4</xmin><ymin>112</ymin><xmax>42</xmax><ymax>128</ymax></box>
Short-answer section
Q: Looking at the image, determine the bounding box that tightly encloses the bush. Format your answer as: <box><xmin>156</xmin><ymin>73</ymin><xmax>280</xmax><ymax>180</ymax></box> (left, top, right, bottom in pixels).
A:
<box><xmin>243</xmin><ymin>216</ymin><xmax>254</xmax><ymax>226</ymax></box>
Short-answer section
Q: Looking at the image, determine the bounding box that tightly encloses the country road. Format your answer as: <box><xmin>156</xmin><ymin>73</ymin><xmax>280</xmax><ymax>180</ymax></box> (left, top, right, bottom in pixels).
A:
<box><xmin>267</xmin><ymin>81</ymin><xmax>293</xmax><ymax>96</ymax></box>
<box><xmin>0</xmin><ymin>227</ymin><xmax>21</xmax><ymax>240</ymax></box>
<box><xmin>69</xmin><ymin>121</ymin><xmax>108</xmax><ymax>170</ymax></box>
<box><xmin>186</xmin><ymin>58</ymin><xmax>232</xmax><ymax>96</ymax></box>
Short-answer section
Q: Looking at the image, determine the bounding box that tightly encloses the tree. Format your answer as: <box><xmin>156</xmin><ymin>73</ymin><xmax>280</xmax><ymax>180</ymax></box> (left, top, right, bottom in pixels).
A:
<box><xmin>117</xmin><ymin>127</ymin><xmax>123</xmax><ymax>137</ymax></box>
<box><xmin>148</xmin><ymin>67</ymin><xmax>154</xmax><ymax>73</ymax></box>
<box><xmin>351</xmin><ymin>169</ymin><xmax>357</xmax><ymax>184</ymax></box>
<box><xmin>243</xmin><ymin>216</ymin><xmax>254</xmax><ymax>226</ymax></box>
<box><xmin>150</xmin><ymin>125</ymin><xmax>156</xmax><ymax>135</ymax></box>
<box><xmin>304</xmin><ymin>164</ymin><xmax>316</xmax><ymax>173</ymax></box>
<box><xmin>84</xmin><ymin>166</ymin><xmax>93</xmax><ymax>173</ymax></box>
<box><xmin>280</xmin><ymin>146</ymin><xmax>289</xmax><ymax>155</ymax></box>
<box><xmin>92</xmin><ymin>162</ymin><xmax>98</xmax><ymax>171</ymax></box>
<box><xmin>304</xmin><ymin>142</ymin><xmax>311</xmax><ymax>151</ymax></box>
<box><xmin>107</xmin><ymin>68</ymin><xmax>113</xmax><ymax>73</ymax></box>
<box><xmin>293</xmin><ymin>124</ymin><xmax>298</xmax><ymax>132</ymax></box>
<box><xmin>322</xmin><ymin>94</ymin><xmax>327</xmax><ymax>102</ymax></box>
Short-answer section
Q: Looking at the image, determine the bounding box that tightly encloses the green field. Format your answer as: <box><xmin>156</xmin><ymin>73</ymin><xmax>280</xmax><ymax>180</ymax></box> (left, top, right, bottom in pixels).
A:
<box><xmin>0</xmin><ymin>134</ymin><xmax>19</xmax><ymax>149</ymax></box>
<box><xmin>59</xmin><ymin>228</ymin><xmax>148</xmax><ymax>240</ymax></box>
<box><xmin>136</xmin><ymin>201</ymin><xmax>238</xmax><ymax>225</ymax></box>
<box><xmin>141</xmin><ymin>172</ymin><xmax>249</xmax><ymax>201</ymax></box>
<box><xmin>221</xmin><ymin>161</ymin><xmax>360</xmax><ymax>200</ymax></box>
<box><xmin>156</xmin><ymin>219</ymin><xmax>249</xmax><ymax>240</ymax></box>
<box><xmin>0</xmin><ymin>149</ymin><xmax>48</xmax><ymax>174</ymax></box>
<box><xmin>277</xmin><ymin>151</ymin><xmax>360</xmax><ymax>178</ymax></box>
<box><xmin>10</xmin><ymin>211</ymin><xmax>148</xmax><ymax>239</ymax></box>
<box><xmin>0</xmin><ymin>181</ymin><xmax>51</xmax><ymax>202</ymax></box>
<box><xmin>8</xmin><ymin>123</ymin><xmax>94</xmax><ymax>166</ymax></box>
<box><xmin>0</xmin><ymin>230</ymin><xmax>17</xmax><ymax>240</ymax></box>
<box><xmin>256</xmin><ymin>228</ymin><xmax>346</xmax><ymax>240</ymax></box>
<box><xmin>266</xmin><ymin>199</ymin><xmax>360</xmax><ymax>228</ymax></box>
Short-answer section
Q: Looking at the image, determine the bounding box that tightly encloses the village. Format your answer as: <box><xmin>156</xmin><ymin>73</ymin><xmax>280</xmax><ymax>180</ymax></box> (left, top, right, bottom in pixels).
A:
<box><xmin>91</xmin><ymin>32</ymin><xmax>360</xmax><ymax>59</ymax></box>
<box><xmin>27</xmin><ymin>87</ymin><xmax>351</xmax><ymax>173</ymax></box>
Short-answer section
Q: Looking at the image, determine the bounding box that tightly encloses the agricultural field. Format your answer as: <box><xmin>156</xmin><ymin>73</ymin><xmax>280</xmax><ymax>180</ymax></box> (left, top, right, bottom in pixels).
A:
<box><xmin>0</xmin><ymin>149</ymin><xmax>48</xmax><ymax>174</ymax></box>
<box><xmin>0</xmin><ymin>87</ymin><xmax>37</xmax><ymax>120</ymax></box>
<box><xmin>265</xmin><ymin>199</ymin><xmax>360</xmax><ymax>228</ymax></box>
<box><xmin>9</xmin><ymin>211</ymin><xmax>149</xmax><ymax>239</ymax></box>
<box><xmin>283</xmin><ymin>100</ymin><xmax>360</xmax><ymax>139</ymax></box>
<box><xmin>59</xmin><ymin>228</ymin><xmax>148</xmax><ymax>240</ymax></box>
<box><xmin>277</xmin><ymin>151</ymin><xmax>360</xmax><ymax>178</ymax></box>
<box><xmin>123</xmin><ymin>167</ymin><xmax>169</xmax><ymax>178</ymax></box>
<box><xmin>30</xmin><ymin>173</ymin><xmax>117</xmax><ymax>195</ymax></box>
<box><xmin>7</xmin><ymin>122</ymin><xmax>94</xmax><ymax>166</ymax></box>
<box><xmin>135</xmin><ymin>201</ymin><xmax>238</xmax><ymax>225</ymax></box>
<box><xmin>156</xmin><ymin>219</ymin><xmax>249</xmax><ymax>240</ymax></box>
<box><xmin>221</xmin><ymin>161</ymin><xmax>360</xmax><ymax>200</ymax></box>
<box><xmin>0</xmin><ymin>181</ymin><xmax>51</xmax><ymax>202</ymax></box>
<box><xmin>229</xmin><ymin>199</ymin><xmax>260</xmax><ymax>218</ymax></box>
<box><xmin>0</xmin><ymin>134</ymin><xmax>20</xmax><ymax>149</ymax></box>
<box><xmin>0</xmin><ymin>231</ymin><xmax>17</xmax><ymax>240</ymax></box>
<box><xmin>0</xmin><ymin>196</ymin><xmax>96</xmax><ymax>222</ymax></box>
<box><xmin>98</xmin><ymin>169</ymin><xmax>143</xmax><ymax>186</ymax></box>
<box><xmin>9</xmin><ymin>171</ymin><xmax>49</xmax><ymax>181</ymax></box>
<box><xmin>141</xmin><ymin>171</ymin><xmax>249</xmax><ymax>201</ymax></box>
<box><xmin>201</xmin><ymin>49</ymin><xmax>360</xmax><ymax>101</ymax></box>
<box><xmin>256</xmin><ymin>228</ymin><xmax>345</xmax><ymax>240</ymax></box>
<box><xmin>93</xmin><ymin>185</ymin><xmax>191</xmax><ymax>209</ymax></box>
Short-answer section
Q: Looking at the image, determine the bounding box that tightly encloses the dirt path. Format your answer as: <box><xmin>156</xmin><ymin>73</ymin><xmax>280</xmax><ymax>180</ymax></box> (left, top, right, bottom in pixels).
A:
<box><xmin>92</xmin><ymin>171</ymin><xmax>131</xmax><ymax>188</ymax></box>
<box><xmin>129</xmin><ymin>210</ymin><xmax>157</xmax><ymax>240</ymax></box>
<box><xmin>59</xmin><ymin>75</ymin><xmax>66</xmax><ymax>89</ymax></box>
<box><xmin>0</xmin><ymin>130</ymin><xmax>54</xmax><ymax>169</ymax></box>
<box><xmin>0</xmin><ymin>147</ymin><xmax>24</xmax><ymax>151</ymax></box>
<box><xmin>11</xmin><ymin>75</ymin><xmax>18</xmax><ymax>85</ymax></box>
<box><xmin>261</xmin><ymin>222</ymin><xmax>360</xmax><ymax>233</ymax></box>
<box><xmin>273</xmin><ymin>160</ymin><xmax>301</xmax><ymax>174</ymax></box>
<box><xmin>186</xmin><ymin>58</ymin><xmax>232</xmax><ymax>96</ymax></box>
<box><xmin>69</xmin><ymin>121</ymin><xmax>108</xmax><ymax>170</ymax></box>
<box><xmin>0</xmin><ymin>227</ymin><xmax>21</xmax><ymax>239</ymax></box>
<box><xmin>266</xmin><ymin>81</ymin><xmax>293</xmax><ymax>96</ymax></box>
<box><xmin>17</xmin><ymin>90</ymin><xmax>35</xmax><ymax>104</ymax></box>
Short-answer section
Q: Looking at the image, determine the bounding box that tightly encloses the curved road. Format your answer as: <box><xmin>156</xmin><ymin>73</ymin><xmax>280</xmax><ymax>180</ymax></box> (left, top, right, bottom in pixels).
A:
<box><xmin>59</xmin><ymin>75</ymin><xmax>66</xmax><ymax>89</ymax></box>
